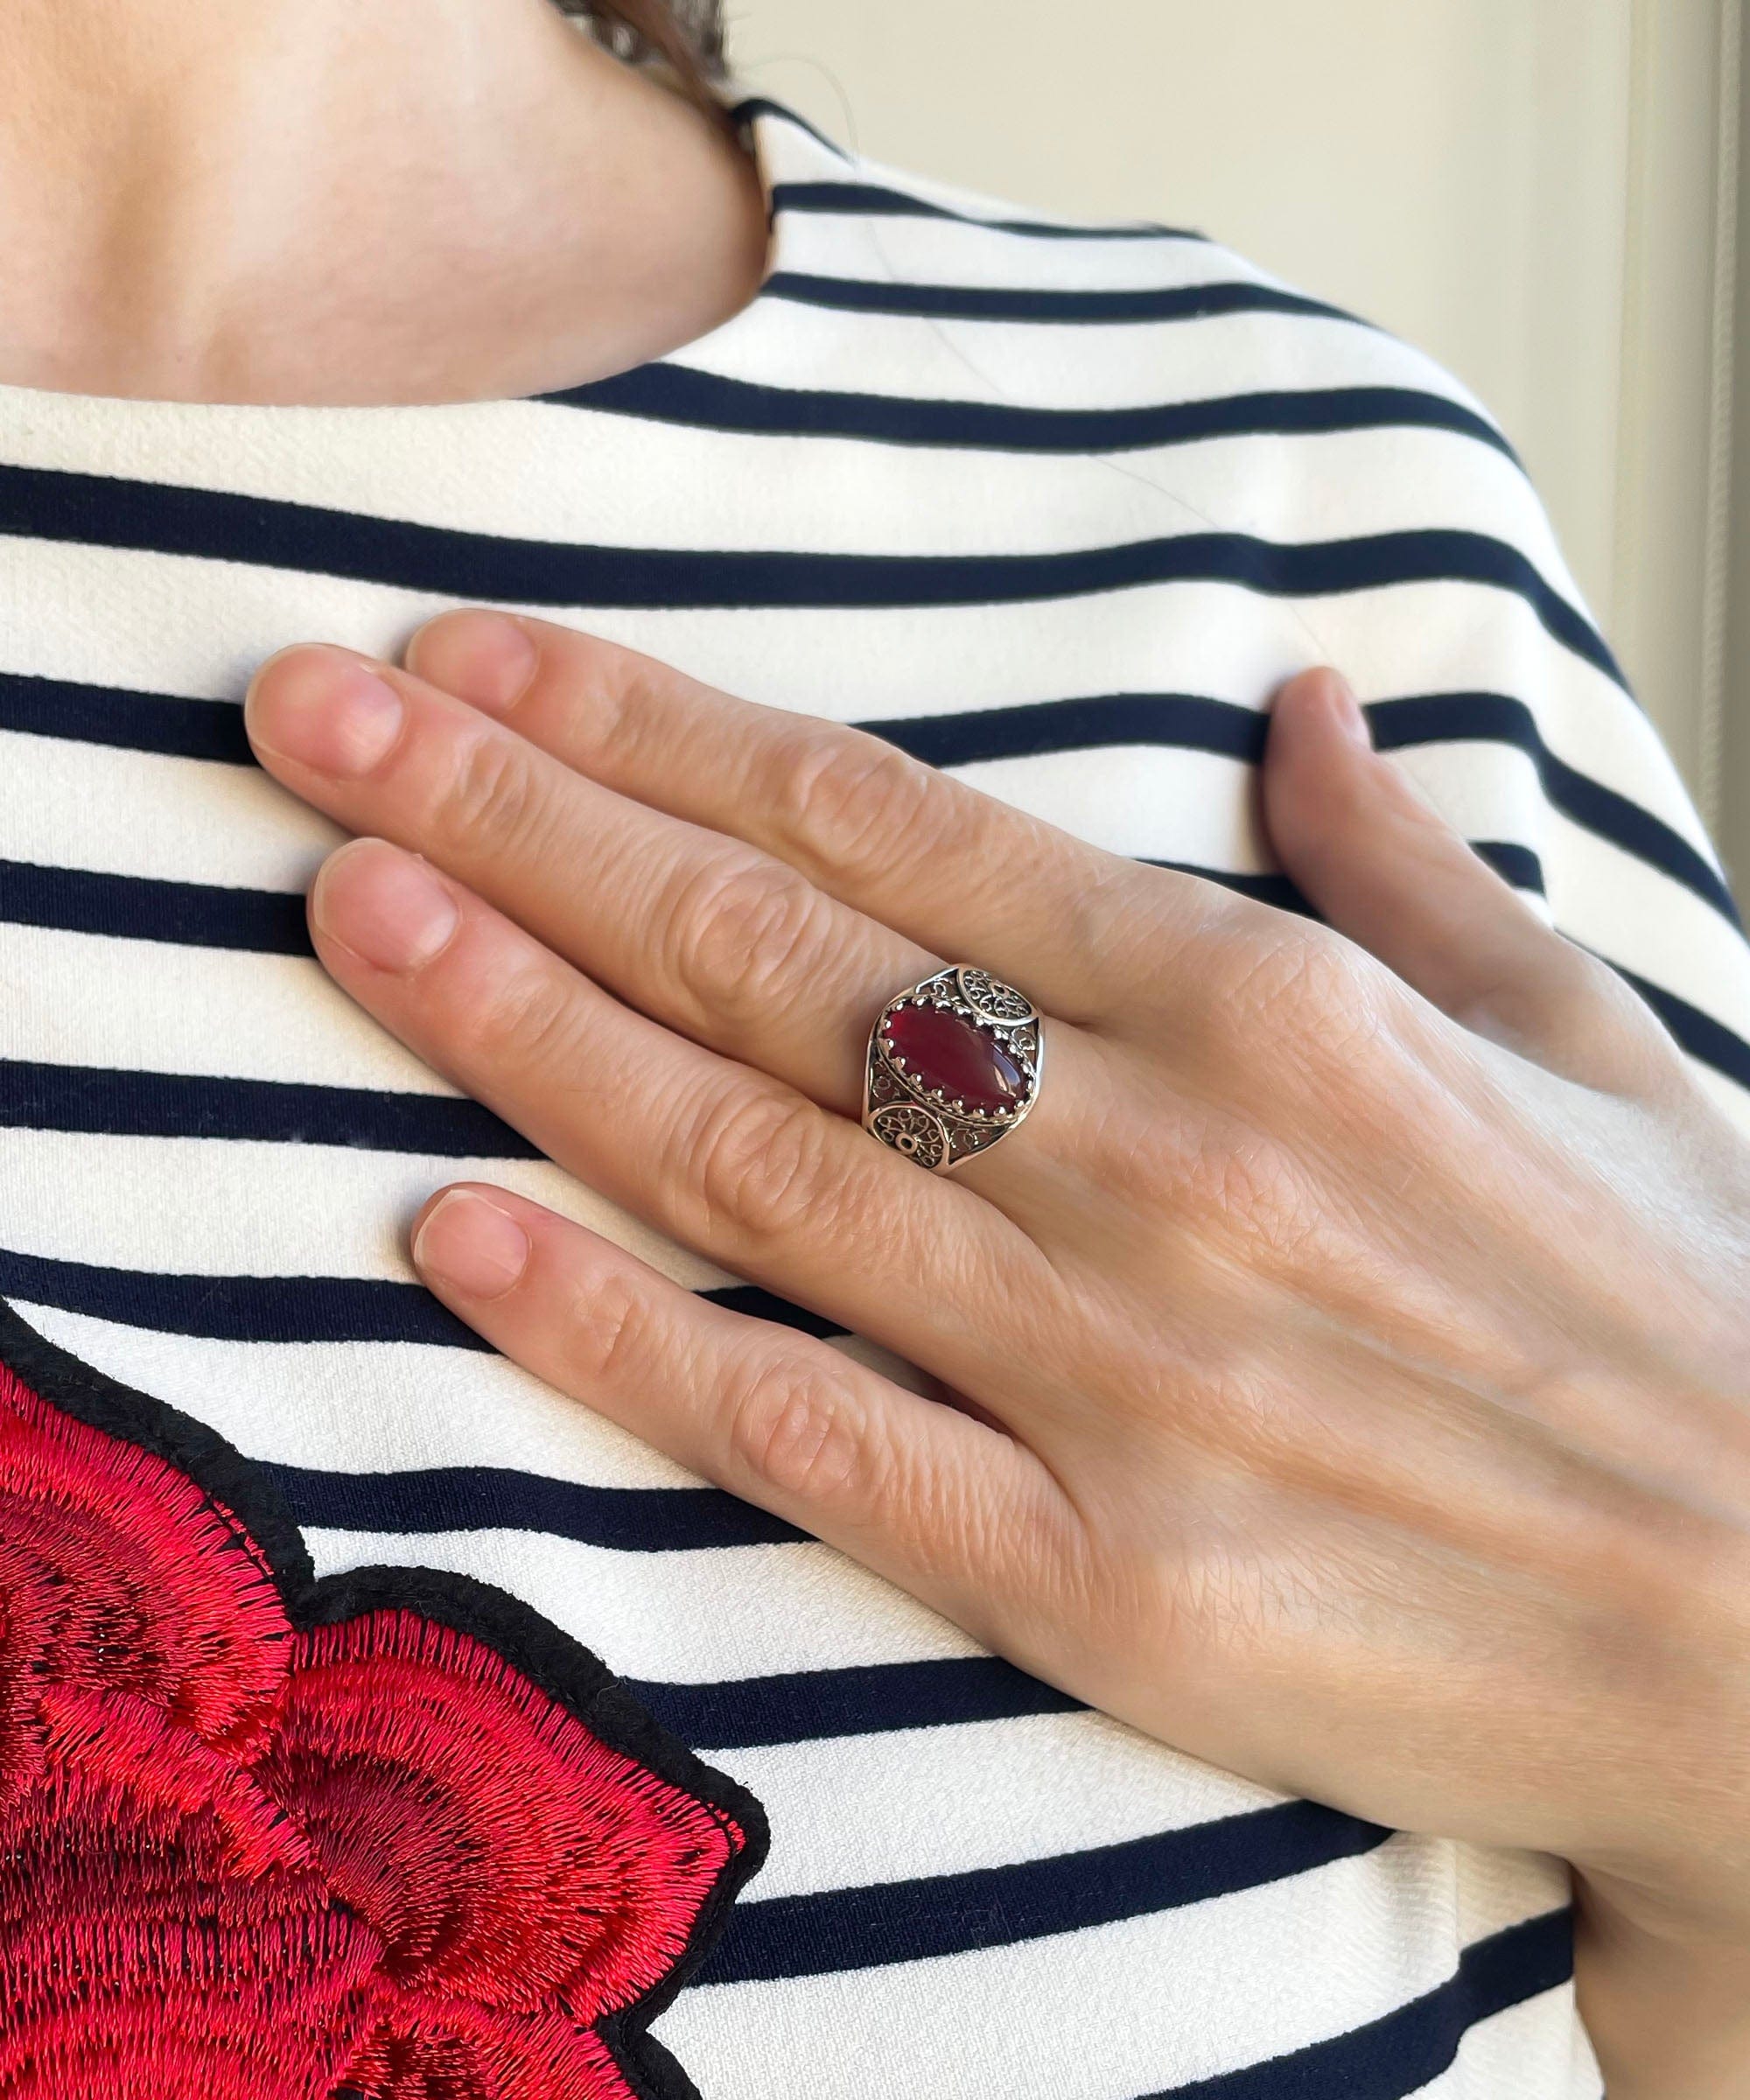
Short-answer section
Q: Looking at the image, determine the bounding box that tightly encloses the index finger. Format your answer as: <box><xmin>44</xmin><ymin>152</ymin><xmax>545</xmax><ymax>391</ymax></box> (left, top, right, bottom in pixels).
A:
<box><xmin>402</xmin><ymin>612</ymin><xmax>1180</xmax><ymax>1021</ymax></box>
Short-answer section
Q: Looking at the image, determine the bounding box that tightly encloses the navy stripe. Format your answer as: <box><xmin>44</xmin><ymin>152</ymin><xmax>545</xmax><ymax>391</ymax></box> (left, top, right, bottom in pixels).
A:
<box><xmin>7</xmin><ymin>860</ymin><xmax>1744</xmax><ymax>1116</ymax></box>
<box><xmin>0</xmin><ymin>858</ymin><xmax>309</xmax><ymax>953</ymax></box>
<box><xmin>1471</xmin><ymin>840</ymin><xmax>1546</xmax><ymax>893</ymax></box>
<box><xmin>0</xmin><ymin>1246</ymin><xmax>844</xmax><ymax>1347</ymax></box>
<box><xmin>762</xmin><ymin>270</ymin><xmax>1354</xmax><ymax>327</ymax></box>
<box><xmin>0</xmin><ymin>468</ymin><xmax>1624</xmax><ymax>678</ymax></box>
<box><xmin>0</xmin><ymin>1057</ymin><xmax>536</xmax><ymax>1157</ymax></box>
<box><xmin>0</xmin><ymin>775</ymin><xmax>1623</xmax><ymax>967</ymax></box>
<box><xmin>0</xmin><ymin>838</ymin><xmax>1513</xmax><ymax>962</ymax></box>
<box><xmin>4</xmin><ymin>972</ymin><xmax>1739</xmax><ymax>1379</ymax></box>
<box><xmin>263</xmin><ymin>1457</ymin><xmax>803</xmax><ymax>1550</ymax></box>
<box><xmin>726</xmin><ymin>95</ymin><xmax>852</xmax><ymax>164</ymax></box>
<box><xmin>1368</xmin><ymin>691</ymin><xmax>1741</xmax><ymax>928</ymax></box>
<box><xmin>769</xmin><ymin>179</ymin><xmax>1198</xmax><ymax>242</ymax></box>
<box><xmin>0</xmin><ymin>669</ymin><xmax>252</xmax><ymax>764</ymax></box>
<box><xmin>878</xmin><ymin>689</ymin><xmax>1730</xmax><ymax>924</ymax></box>
<box><xmin>1154</xmin><ymin>863</ymin><xmax>1309</xmax><ymax>914</ymax></box>
<box><xmin>698</xmin><ymin>1798</ymin><xmax>1390</xmax><ymax>1984</ymax></box>
<box><xmin>629</xmin><ymin>1655</ymin><xmax>1082</xmax><ymax>1749</ymax></box>
<box><xmin>1616</xmin><ymin>966</ymin><xmax>1750</xmax><ymax>1092</ymax></box>
<box><xmin>0</xmin><ymin>1246</ymin><xmax>487</xmax><ymax>1347</ymax></box>
<box><xmin>12</xmin><ymin>676</ymin><xmax>1717</xmax><ymax>935</ymax></box>
<box><xmin>1180</xmin><ymin>864</ymin><xmax>1747</xmax><ymax>1092</ymax></box>
<box><xmin>1180</xmin><ymin>858</ymin><xmax>1748</xmax><ymax>1093</ymax></box>
<box><xmin>879</xmin><ymin>690</ymin><xmax>1248</xmax><ymax>766</ymax></box>
<box><xmin>1172</xmin><ymin>848</ymin><xmax>1536</xmax><ymax>914</ymax></box>
<box><xmin>1138</xmin><ymin>1908</ymin><xmax>1574</xmax><ymax>2099</ymax></box>
<box><xmin>550</xmin><ymin>362</ymin><xmax>1518</xmax><ymax>461</ymax></box>
<box><xmin>8</xmin><ymin>868</ymin><xmax>1745</xmax><ymax>1115</ymax></box>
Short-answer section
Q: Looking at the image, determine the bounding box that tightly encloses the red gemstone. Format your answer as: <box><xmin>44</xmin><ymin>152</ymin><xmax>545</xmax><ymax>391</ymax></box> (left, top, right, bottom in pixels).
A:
<box><xmin>882</xmin><ymin>1001</ymin><xmax>1026</xmax><ymax>1113</ymax></box>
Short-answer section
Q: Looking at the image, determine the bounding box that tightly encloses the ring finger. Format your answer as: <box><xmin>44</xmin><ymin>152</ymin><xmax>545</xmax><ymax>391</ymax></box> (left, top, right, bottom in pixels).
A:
<box><xmin>305</xmin><ymin>836</ymin><xmax>1071</xmax><ymax>1404</ymax></box>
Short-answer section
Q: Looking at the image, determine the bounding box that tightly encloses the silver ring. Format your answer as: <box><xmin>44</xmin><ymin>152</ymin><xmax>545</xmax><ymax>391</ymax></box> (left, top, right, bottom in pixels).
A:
<box><xmin>862</xmin><ymin>966</ymin><xmax>1044</xmax><ymax>1172</ymax></box>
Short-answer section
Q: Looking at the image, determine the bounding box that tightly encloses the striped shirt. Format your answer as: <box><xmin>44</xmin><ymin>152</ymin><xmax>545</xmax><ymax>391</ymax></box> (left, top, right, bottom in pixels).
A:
<box><xmin>4</xmin><ymin>92</ymin><xmax>1745</xmax><ymax>2100</ymax></box>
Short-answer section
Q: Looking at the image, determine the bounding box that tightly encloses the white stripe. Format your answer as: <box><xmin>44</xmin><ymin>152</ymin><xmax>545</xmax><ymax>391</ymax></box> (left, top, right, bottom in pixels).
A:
<box><xmin>725</xmin><ymin>1708</ymin><xmax>1280</xmax><ymax>1898</ymax></box>
<box><xmin>0</xmin><ymin>729</ymin><xmax>340</xmax><ymax>888</ymax></box>
<box><xmin>0</xmin><ymin>922</ymin><xmax>445</xmax><ymax>1088</ymax></box>
<box><xmin>0</xmin><ymin>1124</ymin><xmax>724</xmax><ymax>1289</ymax></box>
<box><xmin>774</xmin><ymin>209</ymin><xmax>1236</xmax><ymax>292</ymax></box>
<box><xmin>659</xmin><ymin>1837</ymin><xmax>1568</xmax><ymax>2100</ymax></box>
<box><xmin>804</xmin><ymin>144</ymin><xmax>1192</xmax><ymax>241</ymax></box>
<box><xmin>0</xmin><ymin>536</ymin><xmax>1691</xmax><ymax>867</ymax></box>
<box><xmin>6</xmin><ymin>747</ymin><xmax>1740</xmax><ymax>1075</ymax></box>
<box><xmin>303</xmin><ymin>1522</ymin><xmax>976</xmax><ymax>1679</ymax></box>
<box><xmin>1695</xmin><ymin>1060</ymin><xmax>1750</xmax><ymax>1133</ymax></box>
<box><xmin>8</xmin><ymin>1300</ymin><xmax>917</xmax><ymax>1488</ymax></box>
<box><xmin>0</xmin><ymin>417</ymin><xmax>1570</xmax><ymax>585</ymax></box>
<box><xmin>677</xmin><ymin>291</ymin><xmax>1487</xmax><ymax>415</ymax></box>
<box><xmin>1393</xmin><ymin>745</ymin><xmax>1750</xmax><ymax>1034</ymax></box>
<box><xmin>1420</xmin><ymin>1986</ymin><xmax>1601</xmax><ymax>2099</ymax></box>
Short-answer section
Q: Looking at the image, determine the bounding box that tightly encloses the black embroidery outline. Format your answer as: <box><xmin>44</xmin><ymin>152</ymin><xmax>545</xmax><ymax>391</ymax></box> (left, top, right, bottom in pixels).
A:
<box><xmin>0</xmin><ymin>1298</ymin><xmax>768</xmax><ymax>2100</ymax></box>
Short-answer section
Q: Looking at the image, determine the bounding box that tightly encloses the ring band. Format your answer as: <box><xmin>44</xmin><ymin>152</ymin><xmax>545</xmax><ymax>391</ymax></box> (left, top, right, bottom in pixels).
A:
<box><xmin>863</xmin><ymin>966</ymin><xmax>1044</xmax><ymax>1172</ymax></box>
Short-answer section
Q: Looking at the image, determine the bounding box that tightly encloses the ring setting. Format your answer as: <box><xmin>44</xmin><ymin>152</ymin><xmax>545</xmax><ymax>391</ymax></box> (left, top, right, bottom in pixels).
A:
<box><xmin>863</xmin><ymin>966</ymin><xmax>1044</xmax><ymax>1172</ymax></box>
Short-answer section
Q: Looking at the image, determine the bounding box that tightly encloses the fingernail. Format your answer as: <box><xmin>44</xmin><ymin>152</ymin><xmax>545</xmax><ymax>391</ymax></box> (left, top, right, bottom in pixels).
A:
<box><xmin>1325</xmin><ymin>673</ymin><xmax>1373</xmax><ymax>750</ymax></box>
<box><xmin>408</xmin><ymin>612</ymin><xmax>538</xmax><ymax>715</ymax></box>
<box><xmin>248</xmin><ymin>647</ymin><xmax>405</xmax><ymax>776</ymax></box>
<box><xmin>312</xmin><ymin>842</ymin><xmax>458</xmax><ymax>973</ymax></box>
<box><xmin>414</xmin><ymin>1189</ymin><xmax>530</xmax><ymax>1299</ymax></box>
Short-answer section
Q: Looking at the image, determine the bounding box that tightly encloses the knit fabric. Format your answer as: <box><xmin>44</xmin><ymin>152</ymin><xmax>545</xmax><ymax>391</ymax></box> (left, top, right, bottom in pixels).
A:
<box><xmin>4</xmin><ymin>90</ymin><xmax>1744</xmax><ymax>2098</ymax></box>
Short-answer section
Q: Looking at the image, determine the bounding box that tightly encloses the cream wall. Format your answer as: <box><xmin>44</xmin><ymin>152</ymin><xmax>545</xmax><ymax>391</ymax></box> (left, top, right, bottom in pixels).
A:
<box><xmin>730</xmin><ymin>0</ymin><xmax>1749</xmax><ymax>886</ymax></box>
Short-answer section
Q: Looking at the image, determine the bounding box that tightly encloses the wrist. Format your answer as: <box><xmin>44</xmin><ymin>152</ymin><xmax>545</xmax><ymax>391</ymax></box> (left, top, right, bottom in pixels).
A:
<box><xmin>1575</xmin><ymin>1874</ymin><xmax>1750</xmax><ymax>2098</ymax></box>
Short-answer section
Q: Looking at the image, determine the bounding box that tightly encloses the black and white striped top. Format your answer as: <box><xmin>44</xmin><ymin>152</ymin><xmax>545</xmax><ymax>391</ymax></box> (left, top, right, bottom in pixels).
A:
<box><xmin>3</xmin><ymin>93</ymin><xmax>1744</xmax><ymax>2099</ymax></box>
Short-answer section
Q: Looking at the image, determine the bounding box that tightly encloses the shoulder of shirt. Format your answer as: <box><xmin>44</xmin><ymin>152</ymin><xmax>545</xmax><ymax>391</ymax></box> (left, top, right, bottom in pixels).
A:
<box><xmin>728</xmin><ymin>89</ymin><xmax>1515</xmax><ymax>452</ymax></box>
<box><xmin>739</xmin><ymin>99</ymin><xmax>1504</xmax><ymax>410</ymax></box>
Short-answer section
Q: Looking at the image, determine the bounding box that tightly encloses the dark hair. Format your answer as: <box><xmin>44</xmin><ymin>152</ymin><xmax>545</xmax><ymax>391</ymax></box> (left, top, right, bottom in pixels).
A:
<box><xmin>557</xmin><ymin>1</ymin><xmax>727</xmax><ymax>98</ymax></box>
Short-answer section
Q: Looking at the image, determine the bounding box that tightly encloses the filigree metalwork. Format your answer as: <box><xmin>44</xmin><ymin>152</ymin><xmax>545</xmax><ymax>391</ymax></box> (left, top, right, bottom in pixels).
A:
<box><xmin>869</xmin><ymin>1103</ymin><xmax>949</xmax><ymax>1171</ymax></box>
<box><xmin>955</xmin><ymin>967</ymin><xmax>1037</xmax><ymax>1026</ymax></box>
<box><xmin>863</xmin><ymin>966</ymin><xmax>1045</xmax><ymax>1173</ymax></box>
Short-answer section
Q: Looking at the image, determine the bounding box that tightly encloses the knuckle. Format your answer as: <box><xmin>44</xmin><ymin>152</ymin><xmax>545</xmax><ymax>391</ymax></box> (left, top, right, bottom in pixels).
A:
<box><xmin>541</xmin><ymin>634</ymin><xmax>654</xmax><ymax>767</ymax></box>
<box><xmin>1211</xmin><ymin>924</ymin><xmax>1387</xmax><ymax>1070</ymax></box>
<box><xmin>668</xmin><ymin>852</ymin><xmax>832</xmax><ymax>1030</ymax></box>
<box><xmin>440</xmin><ymin>726</ymin><xmax>545</xmax><ymax>861</ymax></box>
<box><xmin>556</xmin><ymin>1263</ymin><xmax>657</xmax><ymax>1391</ymax></box>
<box><xmin>1063</xmin><ymin>856</ymin><xmax>1165</xmax><ymax>980</ymax></box>
<box><xmin>724</xmin><ymin>1350</ymin><xmax>878</xmax><ymax>1510</ymax></box>
<box><xmin>774</xmin><ymin>725</ymin><xmax>939</xmax><ymax>883</ymax></box>
<box><xmin>1552</xmin><ymin>943</ymin><xmax>1669</xmax><ymax>1054</ymax></box>
<box><xmin>1107</xmin><ymin>1094</ymin><xmax>1323</xmax><ymax>1269</ymax></box>
<box><xmin>1251</xmin><ymin>924</ymin><xmax>1375</xmax><ymax>1027</ymax></box>
<box><xmin>1557</xmin><ymin>942</ymin><xmax>1628</xmax><ymax>1016</ymax></box>
<box><xmin>1177</xmin><ymin>1123</ymin><xmax>1314</xmax><ymax>1252</ymax></box>
<box><xmin>679</xmin><ymin>1082</ymin><xmax>838</xmax><ymax>1246</ymax></box>
<box><xmin>456</xmin><ymin>954</ymin><xmax>584</xmax><ymax>1077</ymax></box>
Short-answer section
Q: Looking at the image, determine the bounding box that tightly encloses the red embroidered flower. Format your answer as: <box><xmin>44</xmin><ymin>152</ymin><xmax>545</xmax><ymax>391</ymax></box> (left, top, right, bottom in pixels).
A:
<box><xmin>0</xmin><ymin>1351</ymin><xmax>763</xmax><ymax>2100</ymax></box>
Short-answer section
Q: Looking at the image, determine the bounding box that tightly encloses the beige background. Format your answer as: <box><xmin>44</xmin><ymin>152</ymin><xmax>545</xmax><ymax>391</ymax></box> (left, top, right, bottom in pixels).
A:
<box><xmin>730</xmin><ymin>0</ymin><xmax>1750</xmax><ymax>889</ymax></box>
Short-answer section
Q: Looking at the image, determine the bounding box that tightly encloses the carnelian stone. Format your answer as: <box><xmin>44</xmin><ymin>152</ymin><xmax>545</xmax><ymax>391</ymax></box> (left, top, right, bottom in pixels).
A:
<box><xmin>882</xmin><ymin>1002</ymin><xmax>1026</xmax><ymax>1113</ymax></box>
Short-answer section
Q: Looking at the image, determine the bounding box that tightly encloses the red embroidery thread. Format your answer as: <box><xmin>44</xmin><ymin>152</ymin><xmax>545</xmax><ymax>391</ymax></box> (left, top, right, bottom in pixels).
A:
<box><xmin>0</xmin><ymin>1351</ymin><xmax>762</xmax><ymax>2099</ymax></box>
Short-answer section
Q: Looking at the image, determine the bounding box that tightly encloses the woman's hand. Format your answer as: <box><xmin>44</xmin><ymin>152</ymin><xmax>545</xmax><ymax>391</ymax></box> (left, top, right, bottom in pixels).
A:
<box><xmin>245</xmin><ymin>615</ymin><xmax>1750</xmax><ymax>2094</ymax></box>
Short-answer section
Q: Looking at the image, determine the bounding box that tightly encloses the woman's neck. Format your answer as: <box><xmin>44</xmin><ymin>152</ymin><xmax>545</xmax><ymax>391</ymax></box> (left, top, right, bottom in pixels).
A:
<box><xmin>0</xmin><ymin>0</ymin><xmax>766</xmax><ymax>404</ymax></box>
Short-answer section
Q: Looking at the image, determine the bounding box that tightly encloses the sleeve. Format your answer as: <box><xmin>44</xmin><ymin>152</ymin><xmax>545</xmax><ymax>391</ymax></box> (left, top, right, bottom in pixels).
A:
<box><xmin>1402</xmin><ymin>486</ymin><xmax>1750</xmax><ymax>1140</ymax></box>
<box><xmin>1209</xmin><ymin>269</ymin><xmax>1750</xmax><ymax>1140</ymax></box>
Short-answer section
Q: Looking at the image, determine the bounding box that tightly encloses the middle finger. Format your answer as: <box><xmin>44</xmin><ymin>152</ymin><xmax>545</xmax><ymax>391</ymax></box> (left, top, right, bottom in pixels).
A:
<box><xmin>245</xmin><ymin>644</ymin><xmax>1105</xmax><ymax>1172</ymax></box>
<box><xmin>246</xmin><ymin>644</ymin><xmax>918</xmax><ymax>1117</ymax></box>
<box><xmin>306</xmin><ymin>835</ymin><xmax>1064</xmax><ymax>1402</ymax></box>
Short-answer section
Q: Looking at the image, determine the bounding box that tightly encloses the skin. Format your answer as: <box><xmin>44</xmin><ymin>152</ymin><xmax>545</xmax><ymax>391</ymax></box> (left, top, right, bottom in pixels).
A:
<box><xmin>0</xmin><ymin>0</ymin><xmax>764</xmax><ymax>403</ymax></box>
<box><xmin>243</xmin><ymin>618</ymin><xmax>1750</xmax><ymax>2096</ymax></box>
<box><xmin>8</xmin><ymin>0</ymin><xmax>1746</xmax><ymax>2082</ymax></box>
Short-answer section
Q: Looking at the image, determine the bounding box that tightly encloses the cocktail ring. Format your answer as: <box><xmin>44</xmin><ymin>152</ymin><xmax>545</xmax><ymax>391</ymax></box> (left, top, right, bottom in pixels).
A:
<box><xmin>862</xmin><ymin>966</ymin><xmax>1044</xmax><ymax>1172</ymax></box>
